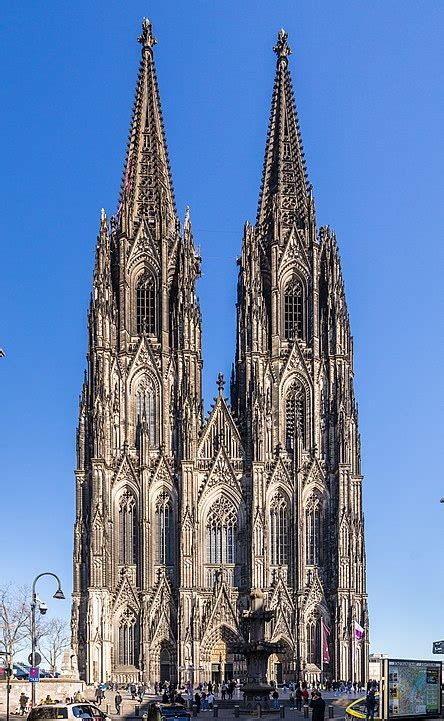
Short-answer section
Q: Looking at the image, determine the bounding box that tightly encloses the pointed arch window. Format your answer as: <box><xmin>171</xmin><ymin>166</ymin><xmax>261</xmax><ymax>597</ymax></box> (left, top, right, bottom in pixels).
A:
<box><xmin>118</xmin><ymin>490</ymin><xmax>138</xmax><ymax>565</ymax></box>
<box><xmin>206</xmin><ymin>496</ymin><xmax>237</xmax><ymax>564</ymax></box>
<box><xmin>285</xmin><ymin>383</ymin><xmax>306</xmax><ymax>451</ymax></box>
<box><xmin>136</xmin><ymin>274</ymin><xmax>156</xmax><ymax>335</ymax></box>
<box><xmin>118</xmin><ymin>608</ymin><xmax>139</xmax><ymax>666</ymax></box>
<box><xmin>135</xmin><ymin>382</ymin><xmax>156</xmax><ymax>446</ymax></box>
<box><xmin>284</xmin><ymin>278</ymin><xmax>304</xmax><ymax>341</ymax></box>
<box><xmin>156</xmin><ymin>492</ymin><xmax>174</xmax><ymax>565</ymax></box>
<box><xmin>306</xmin><ymin>500</ymin><xmax>321</xmax><ymax>566</ymax></box>
<box><xmin>306</xmin><ymin>619</ymin><xmax>320</xmax><ymax>664</ymax></box>
<box><xmin>270</xmin><ymin>493</ymin><xmax>289</xmax><ymax>565</ymax></box>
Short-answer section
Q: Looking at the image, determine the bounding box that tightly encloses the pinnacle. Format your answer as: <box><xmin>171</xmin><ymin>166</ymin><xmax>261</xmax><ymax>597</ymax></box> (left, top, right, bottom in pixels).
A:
<box><xmin>138</xmin><ymin>18</ymin><xmax>157</xmax><ymax>50</ymax></box>
<box><xmin>273</xmin><ymin>28</ymin><xmax>292</xmax><ymax>63</ymax></box>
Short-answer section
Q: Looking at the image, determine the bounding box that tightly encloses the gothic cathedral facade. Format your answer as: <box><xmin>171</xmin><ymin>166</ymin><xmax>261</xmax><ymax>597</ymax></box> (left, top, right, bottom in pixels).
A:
<box><xmin>72</xmin><ymin>20</ymin><xmax>369</xmax><ymax>686</ymax></box>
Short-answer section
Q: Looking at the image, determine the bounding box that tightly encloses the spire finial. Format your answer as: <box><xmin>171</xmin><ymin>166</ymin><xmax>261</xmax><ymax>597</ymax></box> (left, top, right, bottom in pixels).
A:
<box><xmin>273</xmin><ymin>28</ymin><xmax>292</xmax><ymax>63</ymax></box>
<box><xmin>138</xmin><ymin>18</ymin><xmax>157</xmax><ymax>49</ymax></box>
<box><xmin>217</xmin><ymin>372</ymin><xmax>225</xmax><ymax>396</ymax></box>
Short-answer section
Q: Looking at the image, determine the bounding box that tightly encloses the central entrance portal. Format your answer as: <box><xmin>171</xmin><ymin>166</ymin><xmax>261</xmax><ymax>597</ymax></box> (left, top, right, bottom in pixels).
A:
<box><xmin>210</xmin><ymin>640</ymin><xmax>234</xmax><ymax>683</ymax></box>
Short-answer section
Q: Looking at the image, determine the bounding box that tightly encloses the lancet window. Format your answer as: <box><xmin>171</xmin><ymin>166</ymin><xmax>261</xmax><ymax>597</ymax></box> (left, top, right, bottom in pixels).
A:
<box><xmin>135</xmin><ymin>381</ymin><xmax>156</xmax><ymax>446</ymax></box>
<box><xmin>206</xmin><ymin>496</ymin><xmax>237</xmax><ymax>564</ymax></box>
<box><xmin>270</xmin><ymin>493</ymin><xmax>289</xmax><ymax>565</ymax></box>
<box><xmin>118</xmin><ymin>608</ymin><xmax>139</xmax><ymax>666</ymax></box>
<box><xmin>306</xmin><ymin>618</ymin><xmax>319</xmax><ymax>664</ymax></box>
<box><xmin>156</xmin><ymin>491</ymin><xmax>174</xmax><ymax>565</ymax></box>
<box><xmin>284</xmin><ymin>278</ymin><xmax>304</xmax><ymax>341</ymax></box>
<box><xmin>306</xmin><ymin>500</ymin><xmax>322</xmax><ymax>566</ymax></box>
<box><xmin>136</xmin><ymin>273</ymin><xmax>156</xmax><ymax>335</ymax></box>
<box><xmin>285</xmin><ymin>383</ymin><xmax>306</xmax><ymax>451</ymax></box>
<box><xmin>118</xmin><ymin>490</ymin><xmax>138</xmax><ymax>565</ymax></box>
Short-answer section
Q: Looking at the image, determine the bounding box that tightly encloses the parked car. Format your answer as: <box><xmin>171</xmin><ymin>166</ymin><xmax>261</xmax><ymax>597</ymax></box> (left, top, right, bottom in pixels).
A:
<box><xmin>158</xmin><ymin>704</ymin><xmax>191</xmax><ymax>721</ymax></box>
<box><xmin>28</xmin><ymin>703</ymin><xmax>112</xmax><ymax>721</ymax></box>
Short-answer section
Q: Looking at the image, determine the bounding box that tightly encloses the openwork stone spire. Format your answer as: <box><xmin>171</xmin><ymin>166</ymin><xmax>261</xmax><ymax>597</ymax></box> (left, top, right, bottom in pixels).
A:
<box><xmin>257</xmin><ymin>29</ymin><xmax>309</xmax><ymax>233</ymax></box>
<box><xmin>119</xmin><ymin>18</ymin><xmax>176</xmax><ymax>234</ymax></box>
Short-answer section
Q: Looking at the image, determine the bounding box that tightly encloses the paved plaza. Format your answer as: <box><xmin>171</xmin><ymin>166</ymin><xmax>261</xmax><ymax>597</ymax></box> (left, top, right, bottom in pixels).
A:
<box><xmin>0</xmin><ymin>687</ymin><xmax>353</xmax><ymax>721</ymax></box>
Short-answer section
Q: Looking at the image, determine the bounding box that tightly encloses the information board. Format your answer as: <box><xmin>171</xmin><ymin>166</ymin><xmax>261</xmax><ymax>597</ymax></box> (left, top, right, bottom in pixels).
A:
<box><xmin>386</xmin><ymin>659</ymin><xmax>442</xmax><ymax>718</ymax></box>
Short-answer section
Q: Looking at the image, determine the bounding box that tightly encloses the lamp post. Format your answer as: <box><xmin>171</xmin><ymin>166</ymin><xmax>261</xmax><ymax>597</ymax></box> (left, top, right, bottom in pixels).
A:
<box><xmin>30</xmin><ymin>573</ymin><xmax>65</xmax><ymax>708</ymax></box>
<box><xmin>0</xmin><ymin>648</ymin><xmax>12</xmax><ymax>721</ymax></box>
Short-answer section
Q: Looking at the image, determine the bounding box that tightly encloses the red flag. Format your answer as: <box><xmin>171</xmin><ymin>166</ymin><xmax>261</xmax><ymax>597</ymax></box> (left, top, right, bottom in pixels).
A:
<box><xmin>322</xmin><ymin>620</ymin><xmax>330</xmax><ymax>664</ymax></box>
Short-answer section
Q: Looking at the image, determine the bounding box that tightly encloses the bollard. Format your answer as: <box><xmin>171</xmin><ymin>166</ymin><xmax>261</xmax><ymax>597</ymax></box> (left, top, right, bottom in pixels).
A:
<box><xmin>256</xmin><ymin>703</ymin><xmax>262</xmax><ymax>718</ymax></box>
<box><xmin>303</xmin><ymin>705</ymin><xmax>309</xmax><ymax>718</ymax></box>
<box><xmin>328</xmin><ymin>706</ymin><xmax>334</xmax><ymax>719</ymax></box>
<box><xmin>280</xmin><ymin>705</ymin><xmax>285</xmax><ymax>718</ymax></box>
<box><xmin>135</xmin><ymin>705</ymin><xmax>140</xmax><ymax>717</ymax></box>
<box><xmin>193</xmin><ymin>704</ymin><xmax>198</xmax><ymax>717</ymax></box>
<box><xmin>213</xmin><ymin>706</ymin><xmax>219</xmax><ymax>717</ymax></box>
<box><xmin>234</xmin><ymin>705</ymin><xmax>240</xmax><ymax>718</ymax></box>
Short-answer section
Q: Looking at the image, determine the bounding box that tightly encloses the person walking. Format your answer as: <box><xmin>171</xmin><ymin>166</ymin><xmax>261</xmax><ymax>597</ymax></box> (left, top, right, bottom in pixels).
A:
<box><xmin>95</xmin><ymin>685</ymin><xmax>103</xmax><ymax>706</ymax></box>
<box><xmin>272</xmin><ymin>689</ymin><xmax>279</xmax><ymax>710</ymax></box>
<box><xmin>194</xmin><ymin>691</ymin><xmax>201</xmax><ymax>714</ymax></box>
<box><xmin>365</xmin><ymin>689</ymin><xmax>378</xmax><ymax>721</ymax></box>
<box><xmin>295</xmin><ymin>686</ymin><xmax>303</xmax><ymax>712</ymax></box>
<box><xmin>19</xmin><ymin>693</ymin><xmax>28</xmax><ymax>716</ymax></box>
<box><xmin>309</xmin><ymin>692</ymin><xmax>326</xmax><ymax>721</ymax></box>
<box><xmin>115</xmin><ymin>692</ymin><xmax>122</xmax><ymax>715</ymax></box>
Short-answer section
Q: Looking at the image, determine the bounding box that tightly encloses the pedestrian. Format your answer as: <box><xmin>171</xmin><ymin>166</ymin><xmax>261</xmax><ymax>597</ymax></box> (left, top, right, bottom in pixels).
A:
<box><xmin>221</xmin><ymin>683</ymin><xmax>227</xmax><ymax>701</ymax></box>
<box><xmin>194</xmin><ymin>691</ymin><xmax>201</xmax><ymax>713</ymax></box>
<box><xmin>272</xmin><ymin>689</ymin><xmax>279</xmax><ymax>710</ymax></box>
<box><xmin>309</xmin><ymin>692</ymin><xmax>326</xmax><ymax>721</ymax></box>
<box><xmin>207</xmin><ymin>692</ymin><xmax>215</xmax><ymax>710</ymax></box>
<box><xmin>115</xmin><ymin>692</ymin><xmax>122</xmax><ymax>715</ymax></box>
<box><xmin>365</xmin><ymin>690</ymin><xmax>378</xmax><ymax>721</ymax></box>
<box><xmin>162</xmin><ymin>690</ymin><xmax>169</xmax><ymax>704</ymax></box>
<box><xmin>302</xmin><ymin>687</ymin><xmax>309</xmax><ymax>705</ymax></box>
<box><xmin>95</xmin><ymin>685</ymin><xmax>103</xmax><ymax>706</ymax></box>
<box><xmin>289</xmin><ymin>691</ymin><xmax>295</xmax><ymax>709</ymax></box>
<box><xmin>19</xmin><ymin>693</ymin><xmax>28</xmax><ymax>716</ymax></box>
<box><xmin>295</xmin><ymin>686</ymin><xmax>303</xmax><ymax>711</ymax></box>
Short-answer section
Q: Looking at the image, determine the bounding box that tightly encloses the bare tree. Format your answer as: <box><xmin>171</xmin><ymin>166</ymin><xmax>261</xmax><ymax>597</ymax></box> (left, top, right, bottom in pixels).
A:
<box><xmin>0</xmin><ymin>585</ymin><xmax>30</xmax><ymax>662</ymax></box>
<box><xmin>39</xmin><ymin>618</ymin><xmax>70</xmax><ymax>674</ymax></box>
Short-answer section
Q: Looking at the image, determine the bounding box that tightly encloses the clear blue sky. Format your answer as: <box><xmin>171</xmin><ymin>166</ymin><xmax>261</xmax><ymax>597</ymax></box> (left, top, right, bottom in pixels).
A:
<box><xmin>1</xmin><ymin>1</ymin><xmax>443</xmax><ymax>663</ymax></box>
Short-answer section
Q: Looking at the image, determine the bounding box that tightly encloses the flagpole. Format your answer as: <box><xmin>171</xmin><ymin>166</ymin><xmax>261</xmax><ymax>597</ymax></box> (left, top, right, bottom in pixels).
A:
<box><xmin>320</xmin><ymin>619</ymin><xmax>324</xmax><ymax>686</ymax></box>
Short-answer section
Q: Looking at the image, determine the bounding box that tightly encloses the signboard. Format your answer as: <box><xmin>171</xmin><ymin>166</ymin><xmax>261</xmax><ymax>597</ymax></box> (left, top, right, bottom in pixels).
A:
<box><xmin>383</xmin><ymin>659</ymin><xmax>442</xmax><ymax>718</ymax></box>
<box><xmin>28</xmin><ymin>652</ymin><xmax>42</xmax><ymax>666</ymax></box>
<box><xmin>432</xmin><ymin>641</ymin><xmax>444</xmax><ymax>655</ymax></box>
<box><xmin>29</xmin><ymin>666</ymin><xmax>40</xmax><ymax>683</ymax></box>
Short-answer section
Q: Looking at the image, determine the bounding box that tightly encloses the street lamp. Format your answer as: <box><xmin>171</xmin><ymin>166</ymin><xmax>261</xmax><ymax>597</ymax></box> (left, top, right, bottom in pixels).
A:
<box><xmin>0</xmin><ymin>649</ymin><xmax>12</xmax><ymax>721</ymax></box>
<box><xmin>440</xmin><ymin>498</ymin><xmax>444</xmax><ymax>503</ymax></box>
<box><xmin>30</xmin><ymin>573</ymin><xmax>65</xmax><ymax>707</ymax></box>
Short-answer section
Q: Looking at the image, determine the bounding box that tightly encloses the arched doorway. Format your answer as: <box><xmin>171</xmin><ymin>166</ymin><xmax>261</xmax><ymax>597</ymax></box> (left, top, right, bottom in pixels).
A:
<box><xmin>160</xmin><ymin>648</ymin><xmax>171</xmax><ymax>684</ymax></box>
<box><xmin>268</xmin><ymin>641</ymin><xmax>294</xmax><ymax>684</ymax></box>
<box><xmin>210</xmin><ymin>640</ymin><xmax>231</xmax><ymax>684</ymax></box>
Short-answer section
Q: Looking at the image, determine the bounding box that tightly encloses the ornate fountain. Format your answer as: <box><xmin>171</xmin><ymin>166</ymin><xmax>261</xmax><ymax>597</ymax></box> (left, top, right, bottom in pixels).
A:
<box><xmin>231</xmin><ymin>589</ymin><xmax>282</xmax><ymax>708</ymax></box>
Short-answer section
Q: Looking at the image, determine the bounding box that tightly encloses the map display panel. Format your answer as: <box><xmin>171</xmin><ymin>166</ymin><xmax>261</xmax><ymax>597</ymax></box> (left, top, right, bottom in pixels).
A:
<box><xmin>388</xmin><ymin>660</ymin><xmax>442</xmax><ymax>717</ymax></box>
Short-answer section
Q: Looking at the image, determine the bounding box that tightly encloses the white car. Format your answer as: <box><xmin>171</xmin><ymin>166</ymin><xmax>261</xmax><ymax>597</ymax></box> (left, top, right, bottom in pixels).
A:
<box><xmin>28</xmin><ymin>703</ymin><xmax>112</xmax><ymax>721</ymax></box>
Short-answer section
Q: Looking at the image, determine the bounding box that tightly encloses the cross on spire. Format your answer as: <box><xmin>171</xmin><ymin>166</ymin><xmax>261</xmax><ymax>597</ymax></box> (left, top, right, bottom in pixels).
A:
<box><xmin>273</xmin><ymin>29</ymin><xmax>292</xmax><ymax>63</ymax></box>
<box><xmin>138</xmin><ymin>18</ymin><xmax>157</xmax><ymax>50</ymax></box>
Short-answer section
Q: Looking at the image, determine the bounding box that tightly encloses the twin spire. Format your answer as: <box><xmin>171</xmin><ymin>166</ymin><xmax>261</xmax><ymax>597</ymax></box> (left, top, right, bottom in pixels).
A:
<box><xmin>119</xmin><ymin>18</ymin><xmax>176</xmax><ymax>235</ymax></box>
<box><xmin>257</xmin><ymin>29</ymin><xmax>309</xmax><ymax>233</ymax></box>
<box><xmin>119</xmin><ymin>21</ymin><xmax>309</xmax><ymax>238</ymax></box>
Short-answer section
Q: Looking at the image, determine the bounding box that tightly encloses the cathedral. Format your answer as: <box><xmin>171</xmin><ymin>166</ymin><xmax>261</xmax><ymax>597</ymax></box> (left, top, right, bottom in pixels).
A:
<box><xmin>72</xmin><ymin>19</ymin><xmax>368</xmax><ymax>687</ymax></box>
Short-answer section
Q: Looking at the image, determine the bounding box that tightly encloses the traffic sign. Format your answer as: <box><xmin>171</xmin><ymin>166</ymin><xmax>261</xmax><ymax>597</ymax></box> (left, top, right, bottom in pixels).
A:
<box><xmin>29</xmin><ymin>667</ymin><xmax>40</xmax><ymax>682</ymax></box>
<box><xmin>432</xmin><ymin>640</ymin><xmax>444</xmax><ymax>654</ymax></box>
<box><xmin>28</xmin><ymin>652</ymin><xmax>41</xmax><ymax>666</ymax></box>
